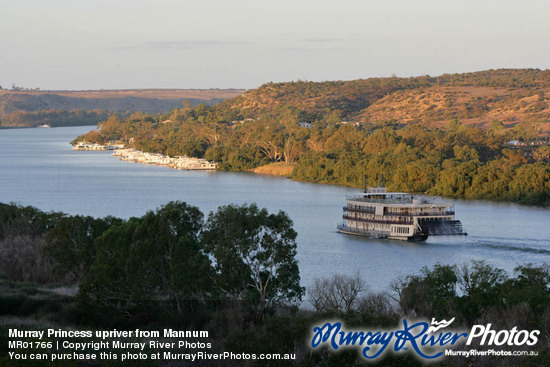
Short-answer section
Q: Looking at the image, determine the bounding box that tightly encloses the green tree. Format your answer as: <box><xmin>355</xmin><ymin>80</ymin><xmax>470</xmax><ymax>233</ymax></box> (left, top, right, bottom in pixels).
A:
<box><xmin>79</xmin><ymin>202</ymin><xmax>212</xmax><ymax>320</ymax></box>
<box><xmin>126</xmin><ymin>202</ymin><xmax>211</xmax><ymax>314</ymax></box>
<box><xmin>363</xmin><ymin>128</ymin><xmax>400</xmax><ymax>155</ymax></box>
<box><xmin>202</xmin><ymin>204</ymin><xmax>304</xmax><ymax>323</ymax></box>
<box><xmin>45</xmin><ymin>215</ymin><xmax>122</xmax><ymax>282</ymax></box>
<box><xmin>396</xmin><ymin>264</ymin><xmax>458</xmax><ymax>318</ymax></box>
<box><xmin>458</xmin><ymin>261</ymin><xmax>508</xmax><ymax>322</ymax></box>
<box><xmin>533</xmin><ymin>146</ymin><xmax>550</xmax><ymax>162</ymax></box>
<box><xmin>78</xmin><ymin>219</ymin><xmax>137</xmax><ymax>316</ymax></box>
<box><xmin>504</xmin><ymin>264</ymin><xmax>550</xmax><ymax>318</ymax></box>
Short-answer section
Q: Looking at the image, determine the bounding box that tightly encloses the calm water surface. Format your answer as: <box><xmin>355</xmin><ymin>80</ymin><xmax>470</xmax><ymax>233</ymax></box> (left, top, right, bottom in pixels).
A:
<box><xmin>1</xmin><ymin>126</ymin><xmax>549</xmax><ymax>292</ymax></box>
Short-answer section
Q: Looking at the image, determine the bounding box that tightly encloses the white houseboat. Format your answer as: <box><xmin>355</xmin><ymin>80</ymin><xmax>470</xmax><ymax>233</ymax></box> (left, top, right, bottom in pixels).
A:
<box><xmin>337</xmin><ymin>186</ymin><xmax>467</xmax><ymax>241</ymax></box>
<box><xmin>111</xmin><ymin>150</ymin><xmax>218</xmax><ymax>170</ymax></box>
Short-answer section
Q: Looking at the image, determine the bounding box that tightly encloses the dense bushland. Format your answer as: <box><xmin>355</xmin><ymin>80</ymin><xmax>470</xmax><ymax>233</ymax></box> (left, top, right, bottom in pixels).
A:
<box><xmin>1</xmin><ymin>202</ymin><xmax>548</xmax><ymax>366</ymax></box>
<box><xmin>74</xmin><ymin>70</ymin><xmax>550</xmax><ymax>205</ymax></box>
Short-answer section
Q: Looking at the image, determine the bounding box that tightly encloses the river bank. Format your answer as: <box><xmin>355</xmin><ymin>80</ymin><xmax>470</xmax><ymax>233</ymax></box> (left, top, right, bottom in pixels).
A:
<box><xmin>72</xmin><ymin>141</ymin><xmax>550</xmax><ymax>207</ymax></box>
<box><xmin>1</xmin><ymin>125</ymin><xmax>550</xmax><ymax>293</ymax></box>
<box><xmin>248</xmin><ymin>162</ymin><xmax>295</xmax><ymax>177</ymax></box>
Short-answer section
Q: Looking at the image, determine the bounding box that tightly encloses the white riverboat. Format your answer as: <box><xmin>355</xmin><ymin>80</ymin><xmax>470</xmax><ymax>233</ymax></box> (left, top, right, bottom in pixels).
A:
<box><xmin>337</xmin><ymin>186</ymin><xmax>467</xmax><ymax>241</ymax></box>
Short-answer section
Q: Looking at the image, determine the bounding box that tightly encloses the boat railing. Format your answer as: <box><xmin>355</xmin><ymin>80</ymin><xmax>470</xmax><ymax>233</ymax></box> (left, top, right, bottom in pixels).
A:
<box><xmin>345</xmin><ymin>196</ymin><xmax>414</xmax><ymax>204</ymax></box>
<box><xmin>344</xmin><ymin>206</ymin><xmax>375</xmax><ymax>214</ymax></box>
<box><xmin>343</xmin><ymin>215</ymin><xmax>413</xmax><ymax>225</ymax></box>
<box><xmin>403</xmin><ymin>211</ymin><xmax>455</xmax><ymax>217</ymax></box>
<box><xmin>344</xmin><ymin>206</ymin><xmax>455</xmax><ymax>217</ymax></box>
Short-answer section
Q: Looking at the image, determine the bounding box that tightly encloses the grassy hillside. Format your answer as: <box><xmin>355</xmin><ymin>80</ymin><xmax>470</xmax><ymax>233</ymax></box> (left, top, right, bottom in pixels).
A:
<box><xmin>223</xmin><ymin>77</ymin><xmax>430</xmax><ymax>119</ymax></box>
<box><xmin>220</xmin><ymin>69</ymin><xmax>550</xmax><ymax>133</ymax></box>
<box><xmin>356</xmin><ymin>86</ymin><xmax>550</xmax><ymax>133</ymax></box>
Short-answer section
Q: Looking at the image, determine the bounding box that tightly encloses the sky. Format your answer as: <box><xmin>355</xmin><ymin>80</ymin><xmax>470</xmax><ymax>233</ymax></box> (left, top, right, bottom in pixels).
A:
<box><xmin>1</xmin><ymin>0</ymin><xmax>549</xmax><ymax>90</ymax></box>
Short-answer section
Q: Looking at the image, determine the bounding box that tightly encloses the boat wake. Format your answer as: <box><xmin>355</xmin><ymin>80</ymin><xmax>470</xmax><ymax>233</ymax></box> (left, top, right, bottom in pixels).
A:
<box><xmin>429</xmin><ymin>235</ymin><xmax>550</xmax><ymax>255</ymax></box>
<box><xmin>477</xmin><ymin>242</ymin><xmax>550</xmax><ymax>255</ymax></box>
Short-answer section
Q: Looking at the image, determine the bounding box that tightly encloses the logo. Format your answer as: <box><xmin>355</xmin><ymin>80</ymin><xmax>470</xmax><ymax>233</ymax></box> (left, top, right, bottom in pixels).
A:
<box><xmin>309</xmin><ymin>319</ymin><xmax>540</xmax><ymax>361</ymax></box>
<box><xmin>310</xmin><ymin>318</ymin><xmax>466</xmax><ymax>360</ymax></box>
<box><xmin>466</xmin><ymin>324</ymin><xmax>539</xmax><ymax>346</ymax></box>
<box><xmin>427</xmin><ymin>318</ymin><xmax>455</xmax><ymax>333</ymax></box>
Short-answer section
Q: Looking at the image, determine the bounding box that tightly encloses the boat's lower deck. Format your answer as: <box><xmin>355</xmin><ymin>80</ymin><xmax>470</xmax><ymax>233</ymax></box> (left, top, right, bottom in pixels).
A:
<box><xmin>337</xmin><ymin>226</ymin><xmax>428</xmax><ymax>242</ymax></box>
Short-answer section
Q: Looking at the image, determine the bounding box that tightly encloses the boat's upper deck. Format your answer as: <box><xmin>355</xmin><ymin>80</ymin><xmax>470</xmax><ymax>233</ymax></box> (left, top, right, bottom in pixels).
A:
<box><xmin>346</xmin><ymin>187</ymin><xmax>452</xmax><ymax>209</ymax></box>
<box><xmin>347</xmin><ymin>193</ymin><xmax>413</xmax><ymax>202</ymax></box>
<box><xmin>347</xmin><ymin>187</ymin><xmax>414</xmax><ymax>202</ymax></box>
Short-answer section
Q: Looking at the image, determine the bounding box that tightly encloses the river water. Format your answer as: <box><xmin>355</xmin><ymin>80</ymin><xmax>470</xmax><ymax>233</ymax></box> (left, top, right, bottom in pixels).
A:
<box><xmin>1</xmin><ymin>126</ymin><xmax>549</xmax><ymax>292</ymax></box>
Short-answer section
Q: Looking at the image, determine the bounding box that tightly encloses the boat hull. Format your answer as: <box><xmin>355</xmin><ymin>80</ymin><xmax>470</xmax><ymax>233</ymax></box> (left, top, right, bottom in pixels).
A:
<box><xmin>337</xmin><ymin>227</ymin><xmax>428</xmax><ymax>242</ymax></box>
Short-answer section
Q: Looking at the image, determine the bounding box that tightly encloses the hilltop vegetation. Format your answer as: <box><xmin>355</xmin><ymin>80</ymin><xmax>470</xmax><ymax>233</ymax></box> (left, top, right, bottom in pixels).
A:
<box><xmin>74</xmin><ymin>69</ymin><xmax>550</xmax><ymax>205</ymax></box>
<box><xmin>0</xmin><ymin>89</ymin><xmax>243</xmax><ymax>127</ymax></box>
<box><xmin>225</xmin><ymin>68</ymin><xmax>550</xmax><ymax>132</ymax></box>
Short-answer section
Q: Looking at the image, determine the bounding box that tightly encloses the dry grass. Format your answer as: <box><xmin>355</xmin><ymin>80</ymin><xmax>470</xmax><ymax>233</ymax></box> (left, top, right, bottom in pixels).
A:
<box><xmin>249</xmin><ymin>163</ymin><xmax>295</xmax><ymax>177</ymax></box>
<box><xmin>355</xmin><ymin>85</ymin><xmax>550</xmax><ymax>133</ymax></box>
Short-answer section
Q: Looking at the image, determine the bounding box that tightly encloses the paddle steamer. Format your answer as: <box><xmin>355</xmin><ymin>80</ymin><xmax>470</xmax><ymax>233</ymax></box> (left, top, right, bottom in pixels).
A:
<box><xmin>337</xmin><ymin>184</ymin><xmax>467</xmax><ymax>241</ymax></box>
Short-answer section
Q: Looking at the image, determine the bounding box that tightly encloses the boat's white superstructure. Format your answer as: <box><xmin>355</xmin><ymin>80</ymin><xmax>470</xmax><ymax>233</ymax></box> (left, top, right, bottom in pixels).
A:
<box><xmin>337</xmin><ymin>187</ymin><xmax>466</xmax><ymax>241</ymax></box>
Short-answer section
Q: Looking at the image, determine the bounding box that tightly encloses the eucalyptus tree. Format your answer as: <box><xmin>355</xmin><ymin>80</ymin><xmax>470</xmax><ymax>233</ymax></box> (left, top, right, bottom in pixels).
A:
<box><xmin>79</xmin><ymin>201</ymin><xmax>213</xmax><ymax>319</ymax></box>
<box><xmin>202</xmin><ymin>203</ymin><xmax>304</xmax><ymax>323</ymax></box>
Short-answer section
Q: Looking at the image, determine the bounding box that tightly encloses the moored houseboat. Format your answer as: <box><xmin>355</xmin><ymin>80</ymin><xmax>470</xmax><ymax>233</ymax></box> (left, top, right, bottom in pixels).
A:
<box><xmin>110</xmin><ymin>149</ymin><xmax>218</xmax><ymax>170</ymax></box>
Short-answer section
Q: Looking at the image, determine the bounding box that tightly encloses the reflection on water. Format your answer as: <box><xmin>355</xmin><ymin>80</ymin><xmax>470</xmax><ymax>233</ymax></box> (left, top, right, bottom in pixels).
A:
<box><xmin>1</xmin><ymin>126</ymin><xmax>549</xmax><ymax>291</ymax></box>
